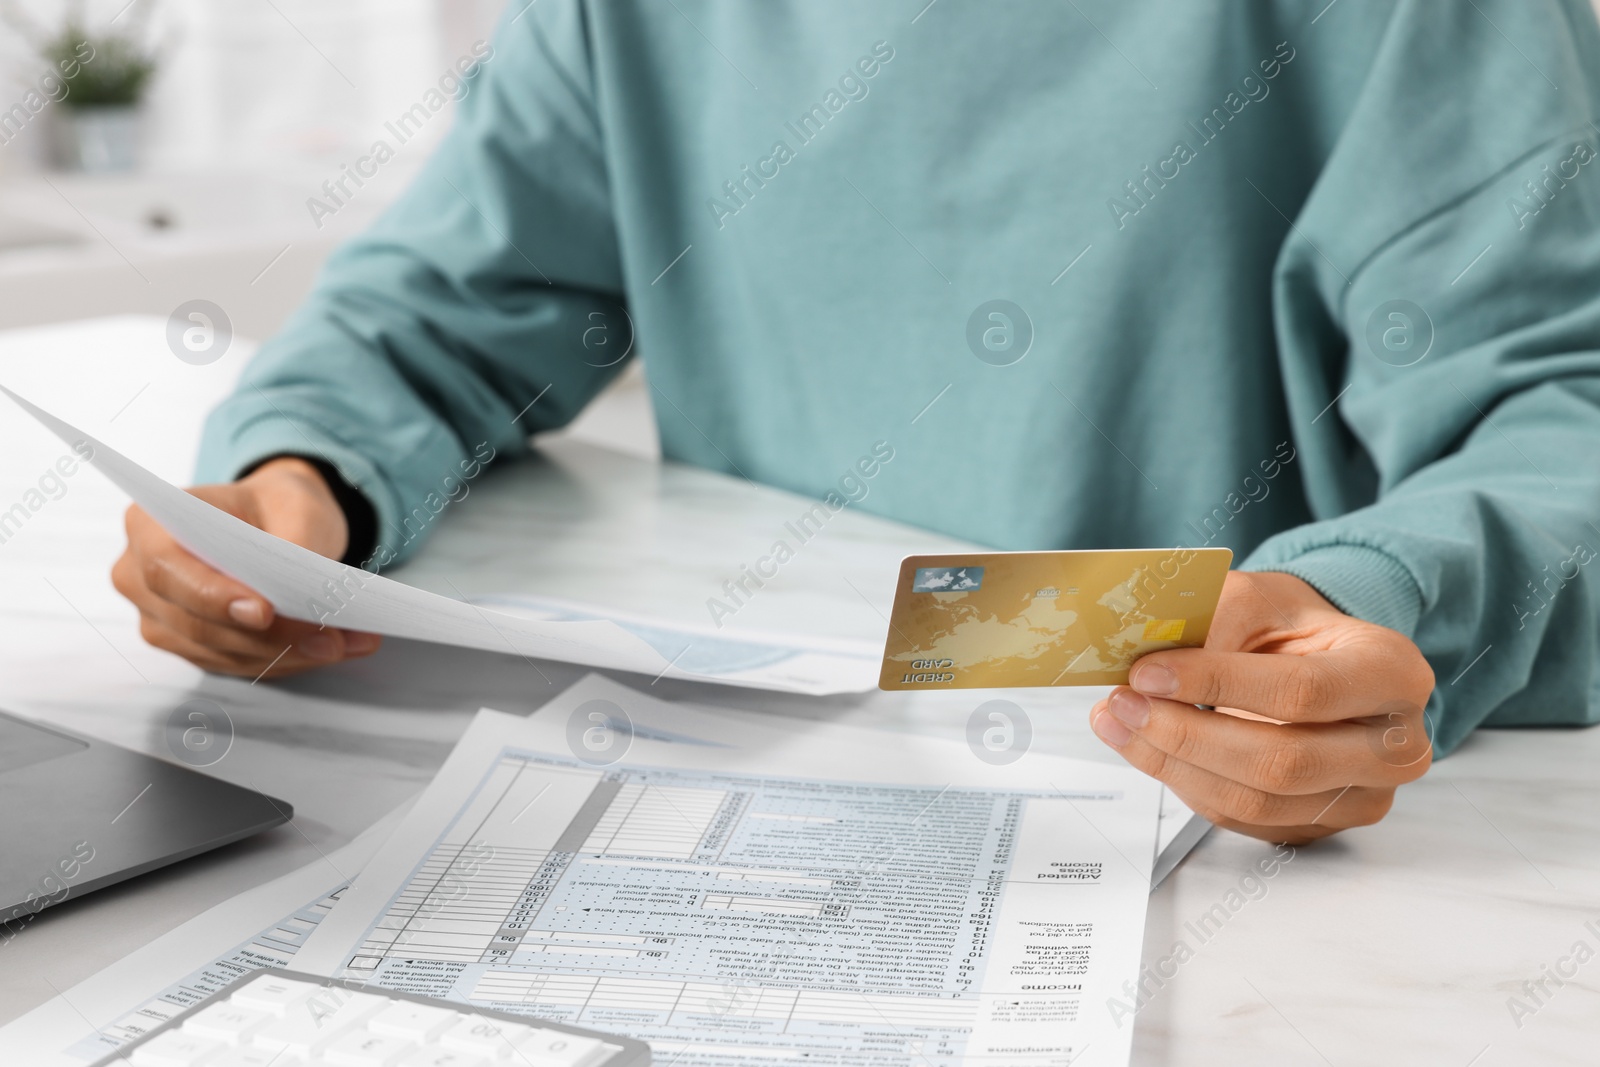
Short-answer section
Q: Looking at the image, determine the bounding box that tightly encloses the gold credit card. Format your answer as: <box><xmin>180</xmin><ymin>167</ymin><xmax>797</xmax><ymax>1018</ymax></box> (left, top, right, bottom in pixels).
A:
<box><xmin>878</xmin><ymin>548</ymin><xmax>1232</xmax><ymax>690</ymax></box>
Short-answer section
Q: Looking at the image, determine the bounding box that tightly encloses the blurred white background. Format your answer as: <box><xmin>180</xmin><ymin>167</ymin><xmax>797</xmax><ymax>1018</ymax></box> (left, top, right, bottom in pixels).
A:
<box><xmin>0</xmin><ymin>0</ymin><xmax>654</xmax><ymax>453</ymax></box>
<box><xmin>0</xmin><ymin>0</ymin><xmax>505</xmax><ymax>337</ymax></box>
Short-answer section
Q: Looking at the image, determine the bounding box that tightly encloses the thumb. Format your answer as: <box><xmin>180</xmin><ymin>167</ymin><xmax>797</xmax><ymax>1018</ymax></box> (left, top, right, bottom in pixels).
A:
<box><xmin>186</xmin><ymin>481</ymin><xmax>327</xmax><ymax>549</ymax></box>
<box><xmin>185</xmin><ymin>481</ymin><xmax>262</xmax><ymax>525</ymax></box>
<box><xmin>1203</xmin><ymin>570</ymin><xmax>1334</xmax><ymax>652</ymax></box>
<box><xmin>223</xmin><ymin>466</ymin><xmax>349</xmax><ymax>559</ymax></box>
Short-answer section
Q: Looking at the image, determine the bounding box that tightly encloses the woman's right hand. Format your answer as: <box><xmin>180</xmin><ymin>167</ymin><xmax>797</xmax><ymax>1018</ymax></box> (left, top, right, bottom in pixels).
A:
<box><xmin>112</xmin><ymin>456</ymin><xmax>382</xmax><ymax>679</ymax></box>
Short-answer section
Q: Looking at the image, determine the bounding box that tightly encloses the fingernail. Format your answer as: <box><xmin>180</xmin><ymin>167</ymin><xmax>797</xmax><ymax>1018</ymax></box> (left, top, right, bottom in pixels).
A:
<box><xmin>299</xmin><ymin>633</ymin><xmax>339</xmax><ymax>660</ymax></box>
<box><xmin>228</xmin><ymin>598</ymin><xmax>267</xmax><ymax>629</ymax></box>
<box><xmin>1132</xmin><ymin>662</ymin><xmax>1178</xmax><ymax>696</ymax></box>
<box><xmin>345</xmin><ymin>632</ymin><xmax>381</xmax><ymax>655</ymax></box>
<box><xmin>1109</xmin><ymin>689</ymin><xmax>1151</xmax><ymax>730</ymax></box>
<box><xmin>1091</xmin><ymin>707</ymin><xmax>1132</xmax><ymax>748</ymax></box>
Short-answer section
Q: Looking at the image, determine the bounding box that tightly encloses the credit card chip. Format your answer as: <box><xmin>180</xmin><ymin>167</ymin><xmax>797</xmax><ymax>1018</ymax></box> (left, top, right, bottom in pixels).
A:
<box><xmin>1142</xmin><ymin>618</ymin><xmax>1186</xmax><ymax>642</ymax></box>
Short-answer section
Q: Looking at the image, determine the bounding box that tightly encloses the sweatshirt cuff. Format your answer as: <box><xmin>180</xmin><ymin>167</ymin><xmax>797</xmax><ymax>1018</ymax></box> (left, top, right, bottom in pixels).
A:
<box><xmin>1240</xmin><ymin>543</ymin><xmax>1424</xmax><ymax>637</ymax></box>
<box><xmin>237</xmin><ymin>454</ymin><xmax>379</xmax><ymax>569</ymax></box>
<box><xmin>195</xmin><ymin>411</ymin><xmax>400</xmax><ymax>572</ymax></box>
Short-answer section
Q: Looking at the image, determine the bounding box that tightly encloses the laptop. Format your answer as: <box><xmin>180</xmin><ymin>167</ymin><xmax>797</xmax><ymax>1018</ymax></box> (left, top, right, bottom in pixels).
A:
<box><xmin>0</xmin><ymin>709</ymin><xmax>291</xmax><ymax>935</ymax></box>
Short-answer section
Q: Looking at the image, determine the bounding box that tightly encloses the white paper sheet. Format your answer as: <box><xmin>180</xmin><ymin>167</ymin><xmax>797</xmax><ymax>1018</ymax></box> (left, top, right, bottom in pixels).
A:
<box><xmin>1154</xmin><ymin>788</ymin><xmax>1211</xmax><ymax>886</ymax></box>
<box><xmin>0</xmin><ymin>809</ymin><xmax>407</xmax><ymax>1065</ymax></box>
<box><xmin>297</xmin><ymin>675</ymin><xmax>1163</xmax><ymax>1067</ymax></box>
<box><xmin>0</xmin><ymin>386</ymin><xmax>877</xmax><ymax>695</ymax></box>
<box><xmin>473</xmin><ymin>593</ymin><xmax>883</xmax><ymax>695</ymax></box>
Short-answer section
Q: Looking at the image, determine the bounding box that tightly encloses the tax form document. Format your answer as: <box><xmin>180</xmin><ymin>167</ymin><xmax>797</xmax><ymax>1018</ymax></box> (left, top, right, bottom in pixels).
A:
<box><xmin>296</xmin><ymin>676</ymin><xmax>1164</xmax><ymax>1067</ymax></box>
<box><xmin>599</xmin><ymin>681</ymin><xmax>1206</xmax><ymax>891</ymax></box>
<box><xmin>0</xmin><ymin>387</ymin><xmax>876</xmax><ymax>696</ymax></box>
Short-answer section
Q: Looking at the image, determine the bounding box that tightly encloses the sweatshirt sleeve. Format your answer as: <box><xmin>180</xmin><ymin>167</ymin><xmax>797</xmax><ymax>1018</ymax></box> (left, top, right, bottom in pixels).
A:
<box><xmin>1240</xmin><ymin>0</ymin><xmax>1600</xmax><ymax>753</ymax></box>
<box><xmin>195</xmin><ymin>0</ymin><xmax>631</xmax><ymax>570</ymax></box>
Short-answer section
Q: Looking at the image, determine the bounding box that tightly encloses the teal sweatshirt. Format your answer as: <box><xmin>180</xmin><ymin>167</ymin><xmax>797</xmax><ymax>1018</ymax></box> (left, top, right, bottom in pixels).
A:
<box><xmin>197</xmin><ymin>0</ymin><xmax>1600</xmax><ymax>753</ymax></box>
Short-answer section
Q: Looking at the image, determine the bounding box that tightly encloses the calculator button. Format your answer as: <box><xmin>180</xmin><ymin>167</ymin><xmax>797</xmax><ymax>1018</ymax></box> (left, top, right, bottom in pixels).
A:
<box><xmin>438</xmin><ymin>1016</ymin><xmax>533</xmax><ymax>1056</ymax></box>
<box><xmin>127</xmin><ymin>1028</ymin><xmax>223</xmax><ymax>1066</ymax></box>
<box><xmin>230</xmin><ymin>974</ymin><xmax>313</xmax><ymax>1016</ymax></box>
<box><xmin>205</xmin><ymin>1049</ymin><xmax>309</xmax><ymax>1067</ymax></box>
<box><xmin>367</xmin><ymin>1000</ymin><xmax>461</xmax><ymax>1041</ymax></box>
<box><xmin>180</xmin><ymin>1001</ymin><xmax>269</xmax><ymax>1044</ymax></box>
<box><xmin>251</xmin><ymin>990</ymin><xmax>387</xmax><ymax>1057</ymax></box>
<box><xmin>322</xmin><ymin>1029</ymin><xmax>418</xmax><ymax>1065</ymax></box>
<box><xmin>513</xmin><ymin>1029</ymin><xmax>608</xmax><ymax>1067</ymax></box>
<box><xmin>396</xmin><ymin>1048</ymin><xmax>493</xmax><ymax>1067</ymax></box>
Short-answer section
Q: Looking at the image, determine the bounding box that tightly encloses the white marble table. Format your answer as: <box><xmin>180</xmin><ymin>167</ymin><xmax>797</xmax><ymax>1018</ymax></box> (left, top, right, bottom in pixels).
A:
<box><xmin>1</xmin><ymin>318</ymin><xmax>1597</xmax><ymax>1065</ymax></box>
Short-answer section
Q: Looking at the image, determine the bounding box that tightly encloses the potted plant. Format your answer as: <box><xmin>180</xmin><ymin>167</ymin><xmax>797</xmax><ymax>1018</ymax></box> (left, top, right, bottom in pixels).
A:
<box><xmin>4</xmin><ymin>1</ymin><xmax>158</xmax><ymax>172</ymax></box>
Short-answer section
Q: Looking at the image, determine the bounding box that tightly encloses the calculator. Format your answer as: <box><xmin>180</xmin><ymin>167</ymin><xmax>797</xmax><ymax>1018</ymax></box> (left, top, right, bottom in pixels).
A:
<box><xmin>90</xmin><ymin>967</ymin><xmax>652</xmax><ymax>1067</ymax></box>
